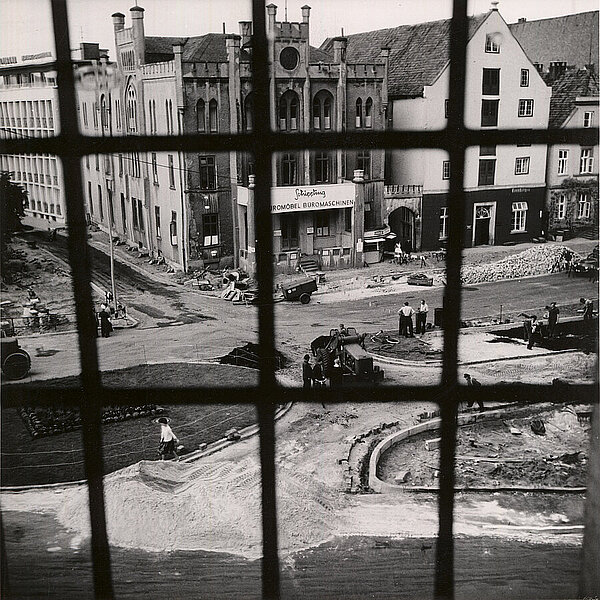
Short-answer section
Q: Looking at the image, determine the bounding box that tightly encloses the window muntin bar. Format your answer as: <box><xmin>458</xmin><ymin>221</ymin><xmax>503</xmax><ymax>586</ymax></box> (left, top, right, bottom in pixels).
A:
<box><xmin>0</xmin><ymin>1</ymin><xmax>597</xmax><ymax>600</ymax></box>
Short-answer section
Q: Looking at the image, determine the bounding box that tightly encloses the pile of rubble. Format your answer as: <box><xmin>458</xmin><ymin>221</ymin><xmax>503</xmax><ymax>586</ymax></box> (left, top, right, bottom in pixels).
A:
<box><xmin>461</xmin><ymin>245</ymin><xmax>579</xmax><ymax>285</ymax></box>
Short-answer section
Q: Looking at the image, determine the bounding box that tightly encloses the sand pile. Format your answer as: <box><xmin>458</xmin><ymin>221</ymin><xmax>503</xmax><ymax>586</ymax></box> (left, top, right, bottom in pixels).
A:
<box><xmin>57</xmin><ymin>457</ymin><xmax>346</xmax><ymax>559</ymax></box>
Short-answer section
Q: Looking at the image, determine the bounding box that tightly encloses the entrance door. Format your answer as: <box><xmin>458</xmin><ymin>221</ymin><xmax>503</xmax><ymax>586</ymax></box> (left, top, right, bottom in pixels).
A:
<box><xmin>474</xmin><ymin>205</ymin><xmax>491</xmax><ymax>246</ymax></box>
<box><xmin>280</xmin><ymin>213</ymin><xmax>298</xmax><ymax>250</ymax></box>
<box><xmin>388</xmin><ymin>206</ymin><xmax>415</xmax><ymax>253</ymax></box>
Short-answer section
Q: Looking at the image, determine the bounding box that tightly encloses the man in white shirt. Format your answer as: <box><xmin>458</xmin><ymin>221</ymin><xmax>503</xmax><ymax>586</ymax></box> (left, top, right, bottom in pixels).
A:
<box><xmin>398</xmin><ymin>301</ymin><xmax>415</xmax><ymax>338</ymax></box>
<box><xmin>157</xmin><ymin>417</ymin><xmax>180</xmax><ymax>461</ymax></box>
<box><xmin>416</xmin><ymin>299</ymin><xmax>429</xmax><ymax>335</ymax></box>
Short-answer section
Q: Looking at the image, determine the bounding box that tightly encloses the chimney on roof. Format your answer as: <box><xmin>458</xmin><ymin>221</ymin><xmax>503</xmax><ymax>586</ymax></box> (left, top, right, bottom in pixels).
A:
<box><xmin>518</xmin><ymin>17</ymin><xmax>526</xmax><ymax>23</ymax></box>
<box><xmin>130</xmin><ymin>5</ymin><xmax>145</xmax><ymax>66</ymax></box>
<box><xmin>533</xmin><ymin>62</ymin><xmax>543</xmax><ymax>74</ymax></box>
<box><xmin>549</xmin><ymin>61</ymin><xmax>567</xmax><ymax>82</ymax></box>
<box><xmin>585</xmin><ymin>63</ymin><xmax>596</xmax><ymax>75</ymax></box>
<box><xmin>301</xmin><ymin>5</ymin><xmax>311</xmax><ymax>24</ymax></box>
<box><xmin>332</xmin><ymin>37</ymin><xmax>347</xmax><ymax>64</ymax></box>
<box><xmin>111</xmin><ymin>12</ymin><xmax>125</xmax><ymax>33</ymax></box>
<box><xmin>266</xmin><ymin>4</ymin><xmax>277</xmax><ymax>33</ymax></box>
<box><xmin>490</xmin><ymin>1</ymin><xmax>499</xmax><ymax>11</ymax></box>
<box><xmin>239</xmin><ymin>21</ymin><xmax>252</xmax><ymax>47</ymax></box>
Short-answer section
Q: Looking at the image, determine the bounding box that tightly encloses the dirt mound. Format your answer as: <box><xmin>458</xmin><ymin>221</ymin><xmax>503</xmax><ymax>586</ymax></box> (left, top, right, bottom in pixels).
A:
<box><xmin>219</xmin><ymin>343</ymin><xmax>287</xmax><ymax>370</ymax></box>
<box><xmin>56</xmin><ymin>456</ymin><xmax>346</xmax><ymax>558</ymax></box>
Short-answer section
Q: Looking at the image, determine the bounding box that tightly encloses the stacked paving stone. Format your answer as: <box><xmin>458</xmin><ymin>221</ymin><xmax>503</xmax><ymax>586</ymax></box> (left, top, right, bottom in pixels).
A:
<box><xmin>461</xmin><ymin>245</ymin><xmax>579</xmax><ymax>285</ymax></box>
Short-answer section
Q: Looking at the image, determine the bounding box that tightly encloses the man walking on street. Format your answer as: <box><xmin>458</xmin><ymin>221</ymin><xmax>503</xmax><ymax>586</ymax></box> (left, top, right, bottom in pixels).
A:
<box><xmin>546</xmin><ymin>302</ymin><xmax>559</xmax><ymax>338</ymax></box>
<box><xmin>157</xmin><ymin>417</ymin><xmax>180</xmax><ymax>461</ymax></box>
<box><xmin>580</xmin><ymin>297</ymin><xmax>594</xmax><ymax>320</ymax></box>
<box><xmin>398</xmin><ymin>301</ymin><xmax>415</xmax><ymax>338</ymax></box>
<box><xmin>302</xmin><ymin>354</ymin><xmax>313</xmax><ymax>390</ymax></box>
<box><xmin>463</xmin><ymin>373</ymin><xmax>484</xmax><ymax>412</ymax></box>
<box><xmin>416</xmin><ymin>299</ymin><xmax>428</xmax><ymax>335</ymax></box>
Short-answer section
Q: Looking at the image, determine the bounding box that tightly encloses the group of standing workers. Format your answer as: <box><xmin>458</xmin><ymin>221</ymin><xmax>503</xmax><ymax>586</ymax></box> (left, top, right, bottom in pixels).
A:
<box><xmin>398</xmin><ymin>299</ymin><xmax>429</xmax><ymax>338</ymax></box>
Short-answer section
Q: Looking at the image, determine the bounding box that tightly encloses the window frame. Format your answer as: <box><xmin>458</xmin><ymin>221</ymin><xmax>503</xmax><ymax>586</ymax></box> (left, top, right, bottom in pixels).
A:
<box><xmin>556</xmin><ymin>193</ymin><xmax>567</xmax><ymax>220</ymax></box>
<box><xmin>518</xmin><ymin>99</ymin><xmax>534</xmax><ymax>118</ymax></box>
<box><xmin>3</xmin><ymin>5</ymin><xmax>595</xmax><ymax>600</ymax></box>
<box><xmin>511</xmin><ymin>201</ymin><xmax>528</xmax><ymax>232</ymax></box>
<box><xmin>578</xmin><ymin>192</ymin><xmax>591</xmax><ymax>219</ymax></box>
<box><xmin>557</xmin><ymin>149</ymin><xmax>569</xmax><ymax>175</ymax></box>
<box><xmin>520</xmin><ymin>68</ymin><xmax>529</xmax><ymax>87</ymax></box>
<box><xmin>580</xmin><ymin>147</ymin><xmax>594</xmax><ymax>174</ymax></box>
<box><xmin>514</xmin><ymin>156</ymin><xmax>530</xmax><ymax>175</ymax></box>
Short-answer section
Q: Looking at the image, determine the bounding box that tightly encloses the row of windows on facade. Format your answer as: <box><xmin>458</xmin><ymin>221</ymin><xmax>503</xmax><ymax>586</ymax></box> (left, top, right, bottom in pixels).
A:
<box><xmin>1</xmin><ymin>153</ymin><xmax>59</xmax><ymax>187</ymax></box>
<box><xmin>441</xmin><ymin>145</ymin><xmax>595</xmax><ymax>184</ymax></box>
<box><xmin>84</xmin><ymin>181</ymin><xmax>188</xmax><ymax>245</ymax></box>
<box><xmin>0</xmin><ymin>100</ymin><xmax>55</xmax><ymax>131</ymax></box>
<box><xmin>554</xmin><ymin>192</ymin><xmax>593</xmax><ymax>220</ymax></box>
<box><xmin>0</xmin><ymin>72</ymin><xmax>56</xmax><ymax>88</ymax></box>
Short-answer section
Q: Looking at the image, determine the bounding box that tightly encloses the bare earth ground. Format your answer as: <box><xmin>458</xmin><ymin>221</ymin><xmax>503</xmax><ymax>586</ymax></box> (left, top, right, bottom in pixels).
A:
<box><xmin>378</xmin><ymin>405</ymin><xmax>592</xmax><ymax>488</ymax></box>
<box><xmin>1</xmin><ymin>234</ymin><xmax>598</xmax><ymax>597</ymax></box>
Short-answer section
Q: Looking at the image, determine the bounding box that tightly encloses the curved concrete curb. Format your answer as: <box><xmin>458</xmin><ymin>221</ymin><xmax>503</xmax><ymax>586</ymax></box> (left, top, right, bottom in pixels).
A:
<box><xmin>368</xmin><ymin>402</ymin><xmax>583</xmax><ymax>494</ymax></box>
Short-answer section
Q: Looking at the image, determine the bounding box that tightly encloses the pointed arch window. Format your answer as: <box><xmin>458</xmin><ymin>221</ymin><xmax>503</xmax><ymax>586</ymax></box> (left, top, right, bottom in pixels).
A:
<box><xmin>365</xmin><ymin>97</ymin><xmax>373</xmax><ymax>128</ymax></box>
<box><xmin>279</xmin><ymin>91</ymin><xmax>299</xmax><ymax>131</ymax></box>
<box><xmin>126</xmin><ymin>85</ymin><xmax>137</xmax><ymax>132</ymax></box>
<box><xmin>312</xmin><ymin>91</ymin><xmax>333</xmax><ymax>131</ymax></box>
<box><xmin>196</xmin><ymin>99</ymin><xmax>205</xmax><ymax>132</ymax></box>
<box><xmin>312</xmin><ymin>97</ymin><xmax>321</xmax><ymax>129</ymax></box>
<box><xmin>209</xmin><ymin>99</ymin><xmax>218</xmax><ymax>132</ymax></box>
<box><xmin>355</xmin><ymin>98</ymin><xmax>363</xmax><ymax>128</ymax></box>
<box><xmin>244</xmin><ymin>94</ymin><xmax>253</xmax><ymax>132</ymax></box>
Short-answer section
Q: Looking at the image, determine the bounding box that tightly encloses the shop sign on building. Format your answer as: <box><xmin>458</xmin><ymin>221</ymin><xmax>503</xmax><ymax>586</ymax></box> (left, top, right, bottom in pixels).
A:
<box><xmin>270</xmin><ymin>183</ymin><xmax>355</xmax><ymax>214</ymax></box>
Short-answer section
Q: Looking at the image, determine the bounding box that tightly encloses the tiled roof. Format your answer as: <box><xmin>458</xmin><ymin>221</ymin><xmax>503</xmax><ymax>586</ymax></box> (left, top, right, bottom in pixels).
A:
<box><xmin>145</xmin><ymin>34</ymin><xmax>333</xmax><ymax>65</ymax></box>
<box><xmin>321</xmin><ymin>13</ymin><xmax>489</xmax><ymax>97</ymax></box>
<box><xmin>509</xmin><ymin>11</ymin><xmax>599</xmax><ymax>71</ymax></box>
<box><xmin>145</xmin><ymin>34</ymin><xmax>230</xmax><ymax>63</ymax></box>
<box><xmin>548</xmin><ymin>68</ymin><xmax>599</xmax><ymax>128</ymax></box>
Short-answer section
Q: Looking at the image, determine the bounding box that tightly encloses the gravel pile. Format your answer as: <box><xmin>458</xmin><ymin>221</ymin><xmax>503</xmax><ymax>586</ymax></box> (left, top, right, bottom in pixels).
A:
<box><xmin>461</xmin><ymin>245</ymin><xmax>579</xmax><ymax>285</ymax></box>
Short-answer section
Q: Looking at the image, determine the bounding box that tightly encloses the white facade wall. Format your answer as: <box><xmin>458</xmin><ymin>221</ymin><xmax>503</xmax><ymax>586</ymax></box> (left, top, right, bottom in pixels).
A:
<box><xmin>389</xmin><ymin>10</ymin><xmax>551</xmax><ymax>195</ymax></box>
<box><xmin>0</xmin><ymin>72</ymin><xmax>65</xmax><ymax>227</ymax></box>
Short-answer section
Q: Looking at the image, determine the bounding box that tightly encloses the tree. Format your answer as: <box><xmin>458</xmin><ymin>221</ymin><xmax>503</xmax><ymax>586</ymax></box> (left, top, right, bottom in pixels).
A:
<box><xmin>0</xmin><ymin>171</ymin><xmax>28</xmax><ymax>277</ymax></box>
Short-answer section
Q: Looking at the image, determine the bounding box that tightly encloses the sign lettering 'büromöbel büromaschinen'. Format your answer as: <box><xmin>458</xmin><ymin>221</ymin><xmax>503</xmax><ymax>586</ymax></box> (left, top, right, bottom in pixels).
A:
<box><xmin>270</xmin><ymin>183</ymin><xmax>355</xmax><ymax>214</ymax></box>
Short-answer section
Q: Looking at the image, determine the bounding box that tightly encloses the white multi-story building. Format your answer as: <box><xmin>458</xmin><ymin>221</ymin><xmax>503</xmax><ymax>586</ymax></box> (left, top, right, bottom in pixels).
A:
<box><xmin>0</xmin><ymin>51</ymin><xmax>64</xmax><ymax>226</ymax></box>
<box><xmin>329</xmin><ymin>5</ymin><xmax>552</xmax><ymax>251</ymax></box>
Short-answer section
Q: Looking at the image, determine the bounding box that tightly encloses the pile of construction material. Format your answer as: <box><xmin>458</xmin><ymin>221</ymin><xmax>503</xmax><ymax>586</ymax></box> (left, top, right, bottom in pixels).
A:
<box><xmin>461</xmin><ymin>245</ymin><xmax>579</xmax><ymax>284</ymax></box>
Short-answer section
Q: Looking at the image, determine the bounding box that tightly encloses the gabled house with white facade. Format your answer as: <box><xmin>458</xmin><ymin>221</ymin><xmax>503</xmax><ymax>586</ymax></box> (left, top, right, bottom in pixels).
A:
<box><xmin>328</xmin><ymin>5</ymin><xmax>552</xmax><ymax>251</ymax></box>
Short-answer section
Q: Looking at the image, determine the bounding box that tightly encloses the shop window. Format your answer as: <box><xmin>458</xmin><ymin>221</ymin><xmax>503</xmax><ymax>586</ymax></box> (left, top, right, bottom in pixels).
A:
<box><xmin>481</xmin><ymin>99</ymin><xmax>499</xmax><ymax>127</ymax></box>
<box><xmin>580</xmin><ymin>148</ymin><xmax>594</xmax><ymax>174</ymax></box>
<box><xmin>281</xmin><ymin>153</ymin><xmax>297</xmax><ymax>186</ymax></box>
<box><xmin>578</xmin><ymin>193</ymin><xmax>591</xmax><ymax>219</ymax></box>
<box><xmin>482</xmin><ymin>68</ymin><xmax>500</xmax><ymax>95</ymax></box>
<box><xmin>203</xmin><ymin>213</ymin><xmax>219</xmax><ymax>246</ymax></box>
<box><xmin>478</xmin><ymin>159</ymin><xmax>496</xmax><ymax>186</ymax></box>
<box><xmin>511</xmin><ymin>201</ymin><xmax>528</xmax><ymax>232</ymax></box>
<box><xmin>345</xmin><ymin>207</ymin><xmax>352</xmax><ymax>232</ymax></box>
<box><xmin>514</xmin><ymin>156</ymin><xmax>530</xmax><ymax>175</ymax></box>
<box><xmin>199</xmin><ymin>155</ymin><xmax>216</xmax><ymax>190</ymax></box>
<box><xmin>518</xmin><ymin>99</ymin><xmax>534</xmax><ymax>117</ymax></box>
<box><xmin>315</xmin><ymin>212</ymin><xmax>330</xmax><ymax>236</ymax></box>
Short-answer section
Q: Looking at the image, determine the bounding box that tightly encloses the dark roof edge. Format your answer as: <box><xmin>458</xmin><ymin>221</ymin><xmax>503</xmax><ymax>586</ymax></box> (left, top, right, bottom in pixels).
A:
<box><xmin>508</xmin><ymin>9</ymin><xmax>598</xmax><ymax>26</ymax></box>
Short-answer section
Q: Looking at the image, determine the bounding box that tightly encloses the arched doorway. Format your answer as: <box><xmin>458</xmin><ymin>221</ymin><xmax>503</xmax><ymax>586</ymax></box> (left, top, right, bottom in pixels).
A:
<box><xmin>388</xmin><ymin>206</ymin><xmax>416</xmax><ymax>253</ymax></box>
